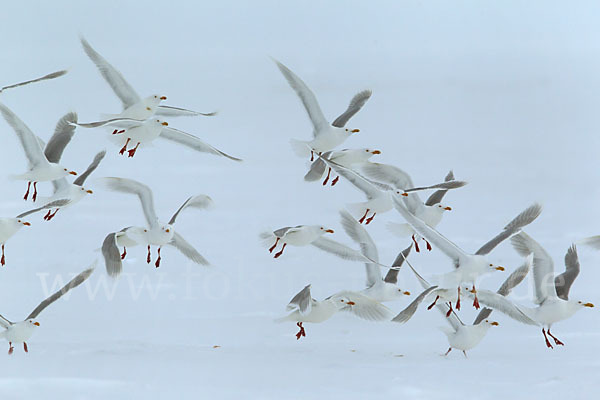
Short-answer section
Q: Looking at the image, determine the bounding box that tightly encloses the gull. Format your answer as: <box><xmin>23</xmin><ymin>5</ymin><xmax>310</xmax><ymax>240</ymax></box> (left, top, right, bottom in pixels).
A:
<box><xmin>393</xmin><ymin>198</ymin><xmax>542</xmax><ymax>311</ymax></box>
<box><xmin>0</xmin><ymin>70</ymin><xmax>67</xmax><ymax>94</ymax></box>
<box><xmin>397</xmin><ymin>261</ymin><xmax>534</xmax><ymax>357</ymax></box>
<box><xmin>80</xmin><ymin>37</ymin><xmax>215</xmax><ymax>121</ymax></box>
<box><xmin>374</xmin><ymin>169</ymin><xmax>456</xmax><ymax>252</ymax></box>
<box><xmin>101</xmin><ymin>226</ymin><xmax>149</xmax><ymax>277</ymax></box>
<box><xmin>101</xmin><ymin>177</ymin><xmax>211</xmax><ymax>273</ymax></box>
<box><xmin>73</xmin><ymin>117</ymin><xmax>240</xmax><ymax>160</ymax></box>
<box><xmin>259</xmin><ymin>224</ymin><xmax>385</xmax><ymax>265</ymax></box>
<box><xmin>304</xmin><ymin>148</ymin><xmax>381</xmax><ymax>186</ymax></box>
<box><xmin>0</xmin><ymin>216</ymin><xmax>31</xmax><ymax>266</ymax></box>
<box><xmin>22</xmin><ymin>112</ymin><xmax>103</xmax><ymax>220</ymax></box>
<box><xmin>319</xmin><ymin>155</ymin><xmax>466</xmax><ymax>225</ymax></box>
<box><xmin>476</xmin><ymin>232</ymin><xmax>594</xmax><ymax>349</ymax></box>
<box><xmin>339</xmin><ymin>209</ymin><xmax>412</xmax><ymax>302</ymax></box>
<box><xmin>276</xmin><ymin>284</ymin><xmax>394</xmax><ymax>340</ymax></box>
<box><xmin>0</xmin><ymin>102</ymin><xmax>77</xmax><ymax>201</ymax></box>
<box><xmin>274</xmin><ymin>59</ymin><xmax>370</xmax><ymax>160</ymax></box>
<box><xmin>0</xmin><ymin>263</ymin><xmax>94</xmax><ymax>354</ymax></box>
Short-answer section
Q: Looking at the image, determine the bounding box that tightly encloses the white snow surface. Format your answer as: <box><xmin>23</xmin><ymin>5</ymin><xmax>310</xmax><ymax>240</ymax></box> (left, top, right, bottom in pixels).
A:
<box><xmin>0</xmin><ymin>1</ymin><xmax>599</xmax><ymax>399</ymax></box>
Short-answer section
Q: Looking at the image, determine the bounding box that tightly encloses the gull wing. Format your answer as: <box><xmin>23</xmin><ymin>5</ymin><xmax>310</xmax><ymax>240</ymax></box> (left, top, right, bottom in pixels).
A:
<box><xmin>554</xmin><ymin>245</ymin><xmax>580</xmax><ymax>301</ymax></box>
<box><xmin>311</xmin><ymin>237</ymin><xmax>382</xmax><ymax>265</ymax></box>
<box><xmin>392</xmin><ymin>196</ymin><xmax>465</xmax><ymax>264</ymax></box>
<box><xmin>274</xmin><ymin>59</ymin><xmax>328</xmax><ymax>134</ymax></box>
<box><xmin>160</xmin><ymin>126</ymin><xmax>242</xmax><ymax>161</ymax></box>
<box><xmin>0</xmin><ymin>70</ymin><xmax>67</xmax><ymax>93</ymax></box>
<box><xmin>319</xmin><ymin>155</ymin><xmax>387</xmax><ymax>200</ymax></box>
<box><xmin>469</xmin><ymin>290</ymin><xmax>539</xmax><ymax>326</ymax></box>
<box><xmin>391</xmin><ymin>285</ymin><xmax>439</xmax><ymax>324</ymax></box>
<box><xmin>26</xmin><ymin>263</ymin><xmax>95</xmax><ymax>320</ymax></box>
<box><xmin>156</xmin><ymin>105</ymin><xmax>217</xmax><ymax>117</ymax></box>
<box><xmin>0</xmin><ymin>102</ymin><xmax>49</xmax><ymax>168</ymax></box>
<box><xmin>510</xmin><ymin>232</ymin><xmax>557</xmax><ymax>304</ymax></box>
<box><xmin>80</xmin><ymin>37</ymin><xmax>140</xmax><ymax>109</ymax></box>
<box><xmin>304</xmin><ymin>151</ymin><xmax>332</xmax><ymax>182</ymax></box>
<box><xmin>331</xmin><ymin>90</ymin><xmax>372</xmax><ymax>128</ymax></box>
<box><xmin>425</xmin><ymin>170</ymin><xmax>454</xmax><ymax>206</ymax></box>
<box><xmin>577</xmin><ymin>235</ymin><xmax>600</xmax><ymax>250</ymax></box>
<box><xmin>16</xmin><ymin>199</ymin><xmax>71</xmax><ymax>218</ymax></box>
<box><xmin>475</xmin><ymin>203</ymin><xmax>543</xmax><ymax>256</ymax></box>
<box><xmin>473</xmin><ymin>254</ymin><xmax>532</xmax><ymax>325</ymax></box>
<box><xmin>334</xmin><ymin>291</ymin><xmax>394</xmax><ymax>321</ymax></box>
<box><xmin>384</xmin><ymin>244</ymin><xmax>413</xmax><ymax>284</ymax></box>
<box><xmin>73</xmin><ymin>150</ymin><xmax>106</xmax><ymax>187</ymax></box>
<box><xmin>102</xmin><ymin>177</ymin><xmax>158</xmax><ymax>227</ymax></box>
<box><xmin>44</xmin><ymin>112</ymin><xmax>77</xmax><ymax>164</ymax></box>
<box><xmin>286</xmin><ymin>284</ymin><xmax>312</xmax><ymax>315</ymax></box>
<box><xmin>168</xmin><ymin>232</ymin><xmax>209</xmax><ymax>265</ymax></box>
<box><xmin>169</xmin><ymin>195</ymin><xmax>213</xmax><ymax>225</ymax></box>
<box><xmin>102</xmin><ymin>232</ymin><xmax>123</xmax><ymax>278</ymax></box>
<box><xmin>339</xmin><ymin>209</ymin><xmax>381</xmax><ymax>287</ymax></box>
<box><xmin>73</xmin><ymin>117</ymin><xmax>145</xmax><ymax>129</ymax></box>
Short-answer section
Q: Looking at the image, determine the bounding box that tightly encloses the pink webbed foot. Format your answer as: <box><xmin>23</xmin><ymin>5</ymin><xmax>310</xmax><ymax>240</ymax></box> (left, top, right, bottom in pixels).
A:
<box><xmin>331</xmin><ymin>176</ymin><xmax>339</xmax><ymax>186</ymax></box>
<box><xmin>119</xmin><ymin>138</ymin><xmax>131</xmax><ymax>155</ymax></box>
<box><xmin>127</xmin><ymin>142</ymin><xmax>140</xmax><ymax>158</ymax></box>
<box><xmin>358</xmin><ymin>209</ymin><xmax>370</xmax><ymax>224</ymax></box>
<box><xmin>268</xmin><ymin>238</ymin><xmax>279</xmax><ymax>253</ymax></box>
<box><xmin>24</xmin><ymin>182</ymin><xmax>31</xmax><ymax>201</ymax></box>
<box><xmin>155</xmin><ymin>247</ymin><xmax>162</xmax><ymax>268</ymax></box>
<box><xmin>274</xmin><ymin>243</ymin><xmax>287</xmax><ymax>259</ymax></box>
<box><xmin>412</xmin><ymin>235</ymin><xmax>420</xmax><ymax>253</ymax></box>
<box><xmin>365</xmin><ymin>212</ymin><xmax>376</xmax><ymax>225</ymax></box>
<box><xmin>23</xmin><ymin>342</ymin><xmax>28</xmax><ymax>353</ymax></box>
<box><xmin>427</xmin><ymin>295</ymin><xmax>440</xmax><ymax>310</ymax></box>
<box><xmin>295</xmin><ymin>322</ymin><xmax>306</xmax><ymax>340</ymax></box>
<box><xmin>121</xmin><ymin>247</ymin><xmax>127</xmax><ymax>260</ymax></box>
<box><xmin>8</xmin><ymin>343</ymin><xmax>13</xmax><ymax>355</ymax></box>
<box><xmin>547</xmin><ymin>329</ymin><xmax>564</xmax><ymax>346</ymax></box>
<box><xmin>147</xmin><ymin>245</ymin><xmax>151</xmax><ymax>264</ymax></box>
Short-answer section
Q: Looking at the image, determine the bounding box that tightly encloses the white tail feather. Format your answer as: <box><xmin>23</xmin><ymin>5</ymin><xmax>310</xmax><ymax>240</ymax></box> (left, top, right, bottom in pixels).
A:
<box><xmin>289</xmin><ymin>139</ymin><xmax>311</xmax><ymax>157</ymax></box>
<box><xmin>386</xmin><ymin>222</ymin><xmax>415</xmax><ymax>237</ymax></box>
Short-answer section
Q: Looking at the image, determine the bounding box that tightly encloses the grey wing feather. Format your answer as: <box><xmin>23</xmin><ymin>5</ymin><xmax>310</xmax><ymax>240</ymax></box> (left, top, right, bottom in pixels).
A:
<box><xmin>273</xmin><ymin>226</ymin><xmax>294</xmax><ymax>238</ymax></box>
<box><xmin>339</xmin><ymin>209</ymin><xmax>380</xmax><ymax>286</ymax></box>
<box><xmin>74</xmin><ymin>118</ymin><xmax>145</xmax><ymax>129</ymax></box>
<box><xmin>319</xmin><ymin>156</ymin><xmax>384</xmax><ymax>199</ymax></box>
<box><xmin>510</xmin><ymin>231</ymin><xmax>556</xmax><ymax>303</ymax></box>
<box><xmin>304</xmin><ymin>151</ymin><xmax>332</xmax><ymax>182</ymax></box>
<box><xmin>102</xmin><ymin>177</ymin><xmax>158</xmax><ymax>227</ymax></box>
<box><xmin>80</xmin><ymin>37</ymin><xmax>140</xmax><ymax>109</ymax></box>
<box><xmin>44</xmin><ymin>112</ymin><xmax>78</xmax><ymax>164</ymax></box>
<box><xmin>577</xmin><ymin>235</ymin><xmax>600</xmax><ymax>250</ymax></box>
<box><xmin>470</xmin><ymin>290</ymin><xmax>539</xmax><ymax>326</ymax></box>
<box><xmin>73</xmin><ymin>150</ymin><xmax>106</xmax><ymax>187</ymax></box>
<box><xmin>169</xmin><ymin>232</ymin><xmax>209</xmax><ymax>265</ymax></box>
<box><xmin>384</xmin><ymin>244</ymin><xmax>413</xmax><ymax>284</ymax></box>
<box><xmin>0</xmin><ymin>102</ymin><xmax>47</xmax><ymax>168</ymax></box>
<box><xmin>475</xmin><ymin>203</ymin><xmax>543</xmax><ymax>255</ymax></box>
<box><xmin>405</xmin><ymin>180</ymin><xmax>468</xmax><ymax>193</ymax></box>
<box><xmin>0</xmin><ymin>70</ymin><xmax>67</xmax><ymax>92</ymax></box>
<box><xmin>102</xmin><ymin>232</ymin><xmax>123</xmax><ymax>278</ymax></box>
<box><xmin>26</xmin><ymin>264</ymin><xmax>95</xmax><ymax>320</ymax></box>
<box><xmin>286</xmin><ymin>284</ymin><xmax>312</xmax><ymax>315</ymax></box>
<box><xmin>555</xmin><ymin>245</ymin><xmax>580</xmax><ymax>301</ymax></box>
<box><xmin>16</xmin><ymin>199</ymin><xmax>71</xmax><ymax>218</ymax></box>
<box><xmin>311</xmin><ymin>237</ymin><xmax>378</xmax><ymax>264</ymax></box>
<box><xmin>331</xmin><ymin>90</ymin><xmax>372</xmax><ymax>128</ymax></box>
<box><xmin>0</xmin><ymin>314</ymin><xmax>13</xmax><ymax>328</ymax></box>
<box><xmin>391</xmin><ymin>285</ymin><xmax>438</xmax><ymax>324</ymax></box>
<box><xmin>160</xmin><ymin>127</ymin><xmax>242</xmax><ymax>161</ymax></box>
<box><xmin>168</xmin><ymin>195</ymin><xmax>213</xmax><ymax>225</ymax></box>
<box><xmin>156</xmin><ymin>105</ymin><xmax>217</xmax><ymax>117</ymax></box>
<box><xmin>424</xmin><ymin>170</ymin><xmax>455</xmax><ymax>206</ymax></box>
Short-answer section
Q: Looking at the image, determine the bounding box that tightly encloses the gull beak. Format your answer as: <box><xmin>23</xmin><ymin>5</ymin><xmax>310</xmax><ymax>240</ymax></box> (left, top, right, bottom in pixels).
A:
<box><xmin>160</xmin><ymin>96</ymin><xmax>167</xmax><ymax>100</ymax></box>
<box><xmin>371</xmin><ymin>150</ymin><xmax>381</xmax><ymax>155</ymax></box>
<box><xmin>403</xmin><ymin>291</ymin><xmax>411</xmax><ymax>296</ymax></box>
<box><xmin>22</xmin><ymin>221</ymin><xmax>31</xmax><ymax>226</ymax></box>
<box><xmin>69</xmin><ymin>171</ymin><xmax>77</xmax><ymax>175</ymax></box>
<box><xmin>444</xmin><ymin>206</ymin><xmax>452</xmax><ymax>211</ymax></box>
<box><xmin>469</xmin><ymin>288</ymin><xmax>477</xmax><ymax>294</ymax></box>
<box><xmin>33</xmin><ymin>322</ymin><xmax>40</xmax><ymax>326</ymax></box>
<box><xmin>491</xmin><ymin>321</ymin><xmax>499</xmax><ymax>326</ymax></box>
<box><xmin>86</xmin><ymin>189</ymin><xmax>93</xmax><ymax>194</ymax></box>
<box><xmin>401</xmin><ymin>192</ymin><xmax>408</xmax><ymax>197</ymax></box>
<box><xmin>161</xmin><ymin>122</ymin><xmax>169</xmax><ymax>126</ymax></box>
<box><xmin>495</xmin><ymin>266</ymin><xmax>505</xmax><ymax>271</ymax></box>
<box><xmin>325</xmin><ymin>229</ymin><xmax>334</xmax><ymax>234</ymax></box>
<box><xmin>584</xmin><ymin>302</ymin><xmax>594</xmax><ymax>308</ymax></box>
<box><xmin>166</xmin><ymin>229</ymin><xmax>170</xmax><ymax>233</ymax></box>
<box><xmin>346</xmin><ymin>301</ymin><xmax>356</xmax><ymax>306</ymax></box>
<box><xmin>351</xmin><ymin>129</ymin><xmax>360</xmax><ymax>133</ymax></box>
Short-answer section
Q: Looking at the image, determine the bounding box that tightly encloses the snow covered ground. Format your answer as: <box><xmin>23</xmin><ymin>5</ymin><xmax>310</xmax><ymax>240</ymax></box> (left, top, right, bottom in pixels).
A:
<box><xmin>0</xmin><ymin>1</ymin><xmax>599</xmax><ymax>399</ymax></box>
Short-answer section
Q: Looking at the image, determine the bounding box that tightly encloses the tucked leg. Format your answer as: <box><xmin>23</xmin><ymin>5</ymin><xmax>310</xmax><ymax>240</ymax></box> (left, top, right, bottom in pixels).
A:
<box><xmin>445</xmin><ymin>303</ymin><xmax>453</xmax><ymax>317</ymax></box>
<box><xmin>1</xmin><ymin>244</ymin><xmax>4</xmax><ymax>266</ymax></box>
<box><xmin>155</xmin><ymin>247</ymin><xmax>162</xmax><ymax>268</ymax></box>
<box><xmin>295</xmin><ymin>322</ymin><xmax>306</xmax><ymax>340</ymax></box>
<box><xmin>322</xmin><ymin>168</ymin><xmax>331</xmax><ymax>186</ymax></box>
<box><xmin>542</xmin><ymin>328</ymin><xmax>554</xmax><ymax>349</ymax></box>
<box><xmin>147</xmin><ymin>245</ymin><xmax>151</xmax><ymax>264</ymax></box>
<box><xmin>425</xmin><ymin>240</ymin><xmax>432</xmax><ymax>251</ymax></box>
<box><xmin>121</xmin><ymin>247</ymin><xmax>127</xmax><ymax>260</ymax></box>
<box><xmin>274</xmin><ymin>243</ymin><xmax>287</xmax><ymax>258</ymax></box>
<box><xmin>444</xmin><ymin>347</ymin><xmax>452</xmax><ymax>356</ymax></box>
<box><xmin>46</xmin><ymin>209</ymin><xmax>59</xmax><ymax>221</ymax></box>
<box><xmin>547</xmin><ymin>329</ymin><xmax>564</xmax><ymax>346</ymax></box>
<box><xmin>412</xmin><ymin>235</ymin><xmax>421</xmax><ymax>253</ymax></box>
<box><xmin>358</xmin><ymin>209</ymin><xmax>370</xmax><ymax>224</ymax></box>
<box><xmin>119</xmin><ymin>138</ymin><xmax>131</xmax><ymax>155</ymax></box>
<box><xmin>24</xmin><ymin>181</ymin><xmax>31</xmax><ymax>200</ymax></box>
<box><xmin>268</xmin><ymin>238</ymin><xmax>279</xmax><ymax>253</ymax></box>
<box><xmin>43</xmin><ymin>210</ymin><xmax>52</xmax><ymax>220</ymax></box>
<box><xmin>32</xmin><ymin>182</ymin><xmax>38</xmax><ymax>202</ymax></box>
<box><xmin>8</xmin><ymin>342</ymin><xmax>13</xmax><ymax>355</ymax></box>
<box><xmin>427</xmin><ymin>295</ymin><xmax>440</xmax><ymax>310</ymax></box>
<box><xmin>331</xmin><ymin>176</ymin><xmax>339</xmax><ymax>186</ymax></box>
<box><xmin>365</xmin><ymin>212</ymin><xmax>376</xmax><ymax>225</ymax></box>
<box><xmin>23</xmin><ymin>342</ymin><xmax>28</xmax><ymax>353</ymax></box>
<box><xmin>456</xmin><ymin>287</ymin><xmax>461</xmax><ymax>310</ymax></box>
<box><xmin>127</xmin><ymin>142</ymin><xmax>141</xmax><ymax>157</ymax></box>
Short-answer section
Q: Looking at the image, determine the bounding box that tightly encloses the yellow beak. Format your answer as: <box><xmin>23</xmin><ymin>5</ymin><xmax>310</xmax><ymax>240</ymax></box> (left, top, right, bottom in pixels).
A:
<box><xmin>491</xmin><ymin>321</ymin><xmax>499</xmax><ymax>326</ymax></box>
<box><xmin>495</xmin><ymin>266</ymin><xmax>505</xmax><ymax>271</ymax></box>
<box><xmin>325</xmin><ymin>229</ymin><xmax>334</xmax><ymax>234</ymax></box>
<box><xmin>161</xmin><ymin>122</ymin><xmax>169</xmax><ymax>126</ymax></box>
<box><xmin>34</xmin><ymin>322</ymin><xmax>40</xmax><ymax>326</ymax></box>
<box><xmin>584</xmin><ymin>302</ymin><xmax>594</xmax><ymax>307</ymax></box>
<box><xmin>86</xmin><ymin>189</ymin><xmax>93</xmax><ymax>194</ymax></box>
<box><xmin>22</xmin><ymin>221</ymin><xmax>31</xmax><ymax>226</ymax></box>
<box><xmin>69</xmin><ymin>171</ymin><xmax>78</xmax><ymax>175</ymax></box>
<box><xmin>444</xmin><ymin>206</ymin><xmax>452</xmax><ymax>211</ymax></box>
<box><xmin>160</xmin><ymin>96</ymin><xmax>167</xmax><ymax>100</ymax></box>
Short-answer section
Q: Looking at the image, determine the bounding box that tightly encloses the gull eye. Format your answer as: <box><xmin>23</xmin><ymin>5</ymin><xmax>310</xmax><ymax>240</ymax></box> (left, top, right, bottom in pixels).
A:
<box><xmin>489</xmin><ymin>264</ymin><xmax>493</xmax><ymax>267</ymax></box>
<box><xmin>345</xmin><ymin>128</ymin><xmax>349</xmax><ymax>132</ymax></box>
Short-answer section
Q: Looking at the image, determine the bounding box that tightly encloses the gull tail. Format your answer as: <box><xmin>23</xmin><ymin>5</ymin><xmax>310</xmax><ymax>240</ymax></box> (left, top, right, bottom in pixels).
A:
<box><xmin>346</xmin><ymin>202</ymin><xmax>369</xmax><ymax>219</ymax></box>
<box><xmin>274</xmin><ymin>314</ymin><xmax>293</xmax><ymax>323</ymax></box>
<box><xmin>386</xmin><ymin>222</ymin><xmax>414</xmax><ymax>237</ymax></box>
<box><xmin>259</xmin><ymin>230</ymin><xmax>276</xmax><ymax>248</ymax></box>
<box><xmin>290</xmin><ymin>139</ymin><xmax>312</xmax><ymax>158</ymax></box>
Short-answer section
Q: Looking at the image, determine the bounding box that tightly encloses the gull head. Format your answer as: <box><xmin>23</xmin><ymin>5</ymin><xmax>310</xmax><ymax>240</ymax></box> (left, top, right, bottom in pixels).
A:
<box><xmin>333</xmin><ymin>296</ymin><xmax>356</xmax><ymax>309</ymax></box>
<box><xmin>577</xmin><ymin>301</ymin><xmax>594</xmax><ymax>308</ymax></box>
<box><xmin>80</xmin><ymin>186</ymin><xmax>93</xmax><ymax>195</ymax></box>
<box><xmin>16</xmin><ymin>218</ymin><xmax>31</xmax><ymax>227</ymax></box>
<box><xmin>56</xmin><ymin>165</ymin><xmax>77</xmax><ymax>177</ymax></box>
<box><xmin>435</xmin><ymin>203</ymin><xmax>452</xmax><ymax>212</ymax></box>
<box><xmin>488</xmin><ymin>263</ymin><xmax>505</xmax><ymax>272</ymax></box>
<box><xmin>394</xmin><ymin>189</ymin><xmax>409</xmax><ymax>197</ymax></box>
<box><xmin>27</xmin><ymin>319</ymin><xmax>40</xmax><ymax>327</ymax></box>
<box><xmin>342</xmin><ymin>127</ymin><xmax>360</xmax><ymax>135</ymax></box>
<box><xmin>319</xmin><ymin>226</ymin><xmax>334</xmax><ymax>234</ymax></box>
<box><xmin>484</xmin><ymin>320</ymin><xmax>499</xmax><ymax>327</ymax></box>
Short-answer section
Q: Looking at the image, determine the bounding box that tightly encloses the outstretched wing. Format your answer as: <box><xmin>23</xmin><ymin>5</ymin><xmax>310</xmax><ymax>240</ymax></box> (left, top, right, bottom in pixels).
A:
<box><xmin>156</xmin><ymin>105</ymin><xmax>217</xmax><ymax>117</ymax></box>
<box><xmin>331</xmin><ymin>90</ymin><xmax>372</xmax><ymax>128</ymax></box>
<box><xmin>80</xmin><ymin>37</ymin><xmax>140</xmax><ymax>109</ymax></box>
<box><xmin>102</xmin><ymin>232</ymin><xmax>123</xmax><ymax>278</ymax></box>
<box><xmin>384</xmin><ymin>244</ymin><xmax>413</xmax><ymax>284</ymax></box>
<box><xmin>555</xmin><ymin>245</ymin><xmax>580</xmax><ymax>301</ymax></box>
<box><xmin>339</xmin><ymin>209</ymin><xmax>380</xmax><ymax>287</ymax></box>
<box><xmin>311</xmin><ymin>237</ymin><xmax>381</xmax><ymax>264</ymax></box>
<box><xmin>44</xmin><ymin>112</ymin><xmax>78</xmax><ymax>164</ymax></box>
<box><xmin>0</xmin><ymin>70</ymin><xmax>67</xmax><ymax>93</ymax></box>
<box><xmin>510</xmin><ymin>232</ymin><xmax>556</xmax><ymax>304</ymax></box>
<box><xmin>102</xmin><ymin>177</ymin><xmax>158</xmax><ymax>227</ymax></box>
<box><xmin>391</xmin><ymin>285</ymin><xmax>438</xmax><ymax>324</ymax></box>
<box><xmin>26</xmin><ymin>263</ymin><xmax>95</xmax><ymax>320</ymax></box>
<box><xmin>168</xmin><ymin>195</ymin><xmax>213</xmax><ymax>225</ymax></box>
<box><xmin>425</xmin><ymin>170</ymin><xmax>454</xmax><ymax>206</ymax></box>
<box><xmin>160</xmin><ymin>127</ymin><xmax>242</xmax><ymax>161</ymax></box>
<box><xmin>0</xmin><ymin>102</ymin><xmax>48</xmax><ymax>168</ymax></box>
<box><xmin>475</xmin><ymin>203</ymin><xmax>542</xmax><ymax>256</ymax></box>
<box><xmin>334</xmin><ymin>291</ymin><xmax>394</xmax><ymax>321</ymax></box>
<box><xmin>168</xmin><ymin>232</ymin><xmax>210</xmax><ymax>265</ymax></box>
<box><xmin>286</xmin><ymin>284</ymin><xmax>312</xmax><ymax>315</ymax></box>
<box><xmin>469</xmin><ymin>290</ymin><xmax>539</xmax><ymax>326</ymax></box>
<box><xmin>0</xmin><ymin>314</ymin><xmax>13</xmax><ymax>328</ymax></box>
<box><xmin>16</xmin><ymin>199</ymin><xmax>71</xmax><ymax>218</ymax></box>
<box><xmin>73</xmin><ymin>150</ymin><xmax>106</xmax><ymax>187</ymax></box>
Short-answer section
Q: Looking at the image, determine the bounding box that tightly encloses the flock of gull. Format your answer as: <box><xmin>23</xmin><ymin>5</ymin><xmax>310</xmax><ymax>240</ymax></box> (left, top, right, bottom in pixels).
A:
<box><xmin>0</xmin><ymin>42</ymin><xmax>596</xmax><ymax>357</ymax></box>
<box><xmin>0</xmin><ymin>37</ymin><xmax>240</xmax><ymax>354</ymax></box>
<box><xmin>267</xmin><ymin>60</ymin><xmax>596</xmax><ymax>356</ymax></box>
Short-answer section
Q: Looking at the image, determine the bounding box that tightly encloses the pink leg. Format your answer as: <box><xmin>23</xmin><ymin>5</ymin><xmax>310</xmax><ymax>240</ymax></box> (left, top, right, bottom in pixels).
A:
<box><xmin>426</xmin><ymin>240</ymin><xmax>432</xmax><ymax>251</ymax></box>
<box><xmin>358</xmin><ymin>209</ymin><xmax>370</xmax><ymax>224</ymax></box>
<box><xmin>8</xmin><ymin>342</ymin><xmax>13</xmax><ymax>355</ymax></box>
<box><xmin>46</xmin><ymin>209</ymin><xmax>59</xmax><ymax>221</ymax></box>
<box><xmin>542</xmin><ymin>328</ymin><xmax>554</xmax><ymax>349</ymax></box>
<box><xmin>427</xmin><ymin>295</ymin><xmax>440</xmax><ymax>310</ymax></box>
<box><xmin>310</xmin><ymin>151</ymin><xmax>314</xmax><ymax>162</ymax></box>
<box><xmin>444</xmin><ymin>347</ymin><xmax>452</xmax><ymax>356</ymax></box>
<box><xmin>43</xmin><ymin>210</ymin><xmax>52</xmax><ymax>220</ymax></box>
<box><xmin>274</xmin><ymin>243</ymin><xmax>287</xmax><ymax>258</ymax></box>
<box><xmin>155</xmin><ymin>247</ymin><xmax>162</xmax><ymax>268</ymax></box>
<box><xmin>121</xmin><ymin>247</ymin><xmax>127</xmax><ymax>260</ymax></box>
<box><xmin>547</xmin><ymin>329</ymin><xmax>564</xmax><ymax>346</ymax></box>
<box><xmin>119</xmin><ymin>138</ymin><xmax>131</xmax><ymax>155</ymax></box>
<box><xmin>1</xmin><ymin>244</ymin><xmax>4</xmax><ymax>266</ymax></box>
<box><xmin>147</xmin><ymin>245</ymin><xmax>151</xmax><ymax>264</ymax></box>
<box><xmin>32</xmin><ymin>182</ymin><xmax>38</xmax><ymax>202</ymax></box>
<box><xmin>412</xmin><ymin>235</ymin><xmax>421</xmax><ymax>253</ymax></box>
<box><xmin>24</xmin><ymin>182</ymin><xmax>31</xmax><ymax>200</ymax></box>
<box><xmin>446</xmin><ymin>303</ymin><xmax>453</xmax><ymax>317</ymax></box>
<box><xmin>365</xmin><ymin>212</ymin><xmax>376</xmax><ymax>225</ymax></box>
<box><xmin>268</xmin><ymin>238</ymin><xmax>279</xmax><ymax>253</ymax></box>
<box><xmin>23</xmin><ymin>342</ymin><xmax>28</xmax><ymax>353</ymax></box>
<box><xmin>331</xmin><ymin>176</ymin><xmax>339</xmax><ymax>186</ymax></box>
<box><xmin>322</xmin><ymin>168</ymin><xmax>331</xmax><ymax>186</ymax></box>
<box><xmin>456</xmin><ymin>287</ymin><xmax>461</xmax><ymax>310</ymax></box>
<box><xmin>127</xmin><ymin>142</ymin><xmax>140</xmax><ymax>157</ymax></box>
<box><xmin>472</xmin><ymin>285</ymin><xmax>480</xmax><ymax>309</ymax></box>
<box><xmin>295</xmin><ymin>322</ymin><xmax>306</xmax><ymax>340</ymax></box>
